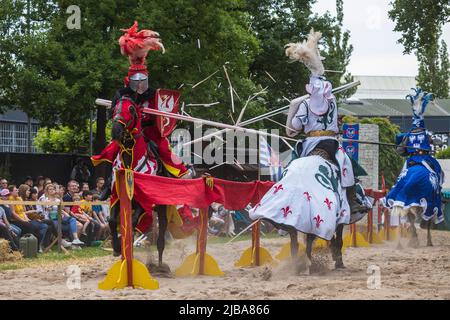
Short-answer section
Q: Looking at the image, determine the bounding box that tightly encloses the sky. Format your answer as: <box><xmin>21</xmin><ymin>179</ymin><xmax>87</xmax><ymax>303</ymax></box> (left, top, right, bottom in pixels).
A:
<box><xmin>312</xmin><ymin>0</ymin><xmax>450</xmax><ymax>77</ymax></box>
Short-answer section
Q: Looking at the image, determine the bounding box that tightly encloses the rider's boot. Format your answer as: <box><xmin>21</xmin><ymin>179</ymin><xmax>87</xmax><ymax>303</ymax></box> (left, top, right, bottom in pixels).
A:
<box><xmin>346</xmin><ymin>185</ymin><xmax>370</xmax><ymax>214</ymax></box>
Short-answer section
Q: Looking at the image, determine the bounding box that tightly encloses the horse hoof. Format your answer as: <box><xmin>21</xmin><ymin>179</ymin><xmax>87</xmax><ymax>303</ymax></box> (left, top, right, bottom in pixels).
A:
<box><xmin>113</xmin><ymin>251</ymin><xmax>121</xmax><ymax>257</ymax></box>
<box><xmin>335</xmin><ymin>262</ymin><xmax>345</xmax><ymax>269</ymax></box>
<box><xmin>147</xmin><ymin>262</ymin><xmax>173</xmax><ymax>277</ymax></box>
<box><xmin>427</xmin><ymin>243</ymin><xmax>433</xmax><ymax>247</ymax></box>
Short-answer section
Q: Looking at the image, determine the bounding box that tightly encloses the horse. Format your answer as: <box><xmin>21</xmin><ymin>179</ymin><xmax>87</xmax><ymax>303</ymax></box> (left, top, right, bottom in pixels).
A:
<box><xmin>383</xmin><ymin>88</ymin><xmax>444</xmax><ymax>249</ymax></box>
<box><xmin>250</xmin><ymin>140</ymin><xmax>370</xmax><ymax>273</ymax></box>
<box><xmin>106</xmin><ymin>96</ymin><xmax>170</xmax><ymax>273</ymax></box>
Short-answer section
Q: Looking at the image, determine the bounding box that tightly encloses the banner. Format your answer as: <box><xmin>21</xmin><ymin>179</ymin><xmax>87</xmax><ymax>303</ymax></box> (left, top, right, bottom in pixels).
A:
<box><xmin>342</xmin><ymin>123</ymin><xmax>359</xmax><ymax>162</ymax></box>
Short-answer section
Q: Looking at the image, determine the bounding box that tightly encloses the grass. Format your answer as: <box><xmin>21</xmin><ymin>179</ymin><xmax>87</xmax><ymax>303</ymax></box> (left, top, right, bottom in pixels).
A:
<box><xmin>0</xmin><ymin>247</ymin><xmax>111</xmax><ymax>271</ymax></box>
<box><xmin>0</xmin><ymin>231</ymin><xmax>285</xmax><ymax>271</ymax></box>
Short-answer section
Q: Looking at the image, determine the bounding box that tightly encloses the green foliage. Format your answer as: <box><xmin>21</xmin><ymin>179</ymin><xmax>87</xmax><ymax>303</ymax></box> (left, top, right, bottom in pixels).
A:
<box><xmin>1</xmin><ymin>0</ymin><xmax>355</xmax><ymax>152</ymax></box>
<box><xmin>436</xmin><ymin>147</ymin><xmax>450</xmax><ymax>159</ymax></box>
<box><xmin>343</xmin><ymin>116</ymin><xmax>403</xmax><ymax>188</ymax></box>
<box><xmin>34</xmin><ymin>120</ymin><xmax>112</xmax><ymax>154</ymax></box>
<box><xmin>389</xmin><ymin>0</ymin><xmax>450</xmax><ymax>98</ymax></box>
<box><xmin>245</xmin><ymin>0</ymin><xmax>354</xmax><ymax>130</ymax></box>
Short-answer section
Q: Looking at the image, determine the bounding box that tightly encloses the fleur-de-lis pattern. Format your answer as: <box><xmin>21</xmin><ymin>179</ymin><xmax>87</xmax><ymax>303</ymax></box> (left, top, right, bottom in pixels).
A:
<box><xmin>273</xmin><ymin>184</ymin><xmax>284</xmax><ymax>194</ymax></box>
<box><xmin>313</xmin><ymin>214</ymin><xmax>324</xmax><ymax>228</ymax></box>
<box><xmin>324</xmin><ymin>198</ymin><xmax>333</xmax><ymax>210</ymax></box>
<box><xmin>304</xmin><ymin>192</ymin><xmax>312</xmax><ymax>201</ymax></box>
<box><xmin>281</xmin><ymin>206</ymin><xmax>292</xmax><ymax>218</ymax></box>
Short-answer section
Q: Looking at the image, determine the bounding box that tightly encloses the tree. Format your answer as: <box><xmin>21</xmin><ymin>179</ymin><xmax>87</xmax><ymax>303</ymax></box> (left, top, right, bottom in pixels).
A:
<box><xmin>437</xmin><ymin>40</ymin><xmax>450</xmax><ymax>98</ymax></box>
<box><xmin>1</xmin><ymin>0</ymin><xmax>264</xmax><ymax>153</ymax></box>
<box><xmin>389</xmin><ymin>0</ymin><xmax>450</xmax><ymax>98</ymax></box>
<box><xmin>246</xmin><ymin>0</ymin><xmax>354</xmax><ymax>130</ymax></box>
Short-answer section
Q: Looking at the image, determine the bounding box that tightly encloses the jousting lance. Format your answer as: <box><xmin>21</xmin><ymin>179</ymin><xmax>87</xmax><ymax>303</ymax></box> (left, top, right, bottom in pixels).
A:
<box><xmin>94</xmin><ymin>81</ymin><xmax>425</xmax><ymax>151</ymax></box>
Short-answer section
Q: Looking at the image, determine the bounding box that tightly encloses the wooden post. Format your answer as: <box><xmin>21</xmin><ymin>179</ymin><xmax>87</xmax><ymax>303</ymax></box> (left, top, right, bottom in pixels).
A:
<box><xmin>377</xmin><ymin>201</ymin><xmax>383</xmax><ymax>232</ymax></box>
<box><xmin>198</xmin><ymin>208</ymin><xmax>208</xmax><ymax>275</ymax></box>
<box><xmin>368</xmin><ymin>208</ymin><xmax>373</xmax><ymax>244</ymax></box>
<box><xmin>252</xmin><ymin>220</ymin><xmax>261</xmax><ymax>266</ymax></box>
<box><xmin>57</xmin><ymin>203</ymin><xmax>63</xmax><ymax>253</ymax></box>
<box><xmin>384</xmin><ymin>208</ymin><xmax>390</xmax><ymax>241</ymax></box>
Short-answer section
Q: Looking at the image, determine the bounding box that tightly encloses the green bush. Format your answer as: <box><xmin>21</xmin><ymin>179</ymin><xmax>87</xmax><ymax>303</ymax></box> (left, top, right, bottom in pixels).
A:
<box><xmin>436</xmin><ymin>147</ymin><xmax>450</xmax><ymax>159</ymax></box>
<box><xmin>34</xmin><ymin>121</ymin><xmax>112</xmax><ymax>154</ymax></box>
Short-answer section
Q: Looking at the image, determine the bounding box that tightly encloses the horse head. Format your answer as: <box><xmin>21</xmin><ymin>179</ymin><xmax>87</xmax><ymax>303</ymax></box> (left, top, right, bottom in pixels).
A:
<box><xmin>111</xmin><ymin>101</ymin><xmax>140</xmax><ymax>149</ymax></box>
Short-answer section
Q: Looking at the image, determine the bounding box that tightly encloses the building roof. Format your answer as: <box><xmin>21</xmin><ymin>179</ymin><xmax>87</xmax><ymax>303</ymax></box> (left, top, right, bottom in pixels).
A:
<box><xmin>352</xmin><ymin>75</ymin><xmax>418</xmax><ymax>100</ymax></box>
<box><xmin>339</xmin><ymin>98</ymin><xmax>450</xmax><ymax>117</ymax></box>
<box><xmin>0</xmin><ymin>109</ymin><xmax>39</xmax><ymax>124</ymax></box>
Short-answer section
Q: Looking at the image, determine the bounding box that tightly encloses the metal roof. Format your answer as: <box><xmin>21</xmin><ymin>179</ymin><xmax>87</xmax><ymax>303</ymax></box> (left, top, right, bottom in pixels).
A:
<box><xmin>352</xmin><ymin>75</ymin><xmax>419</xmax><ymax>100</ymax></box>
<box><xmin>0</xmin><ymin>109</ymin><xmax>39</xmax><ymax>124</ymax></box>
<box><xmin>339</xmin><ymin>99</ymin><xmax>450</xmax><ymax>117</ymax></box>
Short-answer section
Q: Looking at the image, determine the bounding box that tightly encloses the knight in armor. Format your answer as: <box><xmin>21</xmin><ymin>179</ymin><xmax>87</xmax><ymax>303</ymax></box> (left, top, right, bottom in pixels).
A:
<box><xmin>284</xmin><ymin>29</ymin><xmax>370</xmax><ymax>215</ymax></box>
<box><xmin>383</xmin><ymin>88</ymin><xmax>444</xmax><ymax>224</ymax></box>
<box><xmin>92</xmin><ymin>21</ymin><xmax>197</xmax><ymax>236</ymax></box>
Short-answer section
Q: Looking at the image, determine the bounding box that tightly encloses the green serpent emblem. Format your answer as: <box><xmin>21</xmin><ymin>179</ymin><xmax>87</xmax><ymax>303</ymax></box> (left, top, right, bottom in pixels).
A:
<box><xmin>314</xmin><ymin>162</ymin><xmax>343</xmax><ymax>208</ymax></box>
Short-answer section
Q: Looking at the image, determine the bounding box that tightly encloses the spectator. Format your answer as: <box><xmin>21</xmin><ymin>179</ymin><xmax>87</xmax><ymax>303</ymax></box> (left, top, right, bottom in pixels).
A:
<box><xmin>26</xmin><ymin>186</ymin><xmax>59</xmax><ymax>250</ymax></box>
<box><xmin>63</xmin><ymin>180</ymin><xmax>78</xmax><ymax>206</ymax></box>
<box><xmin>58</xmin><ymin>185</ymin><xmax>66</xmax><ymax>199</ymax></box>
<box><xmin>7</xmin><ymin>185</ymin><xmax>45</xmax><ymax>252</ymax></box>
<box><xmin>23</xmin><ymin>176</ymin><xmax>34</xmax><ymax>188</ymax></box>
<box><xmin>37</xmin><ymin>183</ymin><xmax>82</xmax><ymax>247</ymax></box>
<box><xmin>70</xmin><ymin>158</ymin><xmax>91</xmax><ymax>185</ymax></box>
<box><xmin>0</xmin><ymin>178</ymin><xmax>8</xmax><ymax>191</ymax></box>
<box><xmin>26</xmin><ymin>188</ymin><xmax>39</xmax><ymax>210</ymax></box>
<box><xmin>0</xmin><ymin>204</ymin><xmax>19</xmax><ymax>251</ymax></box>
<box><xmin>35</xmin><ymin>176</ymin><xmax>46</xmax><ymax>197</ymax></box>
<box><xmin>0</xmin><ymin>189</ymin><xmax>21</xmax><ymax>237</ymax></box>
<box><xmin>17</xmin><ymin>184</ymin><xmax>49</xmax><ymax>252</ymax></box>
<box><xmin>90</xmin><ymin>193</ymin><xmax>108</xmax><ymax>240</ymax></box>
<box><xmin>91</xmin><ymin>177</ymin><xmax>106</xmax><ymax>196</ymax></box>
<box><xmin>44</xmin><ymin>177</ymin><xmax>52</xmax><ymax>186</ymax></box>
<box><xmin>81</xmin><ymin>182</ymin><xmax>90</xmax><ymax>193</ymax></box>
<box><xmin>208</xmin><ymin>203</ymin><xmax>235</xmax><ymax>237</ymax></box>
<box><xmin>70</xmin><ymin>193</ymin><xmax>91</xmax><ymax>237</ymax></box>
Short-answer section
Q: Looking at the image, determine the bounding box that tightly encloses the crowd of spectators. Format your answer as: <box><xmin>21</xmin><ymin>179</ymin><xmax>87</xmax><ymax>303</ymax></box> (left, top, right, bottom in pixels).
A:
<box><xmin>0</xmin><ymin>174</ymin><xmax>110</xmax><ymax>253</ymax></box>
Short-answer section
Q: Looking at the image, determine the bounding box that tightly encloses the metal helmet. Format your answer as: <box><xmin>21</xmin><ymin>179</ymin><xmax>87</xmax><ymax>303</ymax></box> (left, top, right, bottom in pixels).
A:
<box><xmin>129</xmin><ymin>72</ymin><xmax>148</xmax><ymax>94</ymax></box>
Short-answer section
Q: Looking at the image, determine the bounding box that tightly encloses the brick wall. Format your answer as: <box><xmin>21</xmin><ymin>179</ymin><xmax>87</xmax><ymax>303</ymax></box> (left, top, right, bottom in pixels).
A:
<box><xmin>357</xmin><ymin>123</ymin><xmax>379</xmax><ymax>190</ymax></box>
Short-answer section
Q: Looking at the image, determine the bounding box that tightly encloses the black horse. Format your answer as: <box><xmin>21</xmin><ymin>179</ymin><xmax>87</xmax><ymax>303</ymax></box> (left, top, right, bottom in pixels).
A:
<box><xmin>104</xmin><ymin>101</ymin><xmax>170</xmax><ymax>273</ymax></box>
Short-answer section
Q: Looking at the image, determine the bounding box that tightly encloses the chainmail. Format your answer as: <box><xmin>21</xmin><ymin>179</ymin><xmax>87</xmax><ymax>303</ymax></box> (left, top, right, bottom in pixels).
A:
<box><xmin>307</xmin><ymin>148</ymin><xmax>331</xmax><ymax>161</ymax></box>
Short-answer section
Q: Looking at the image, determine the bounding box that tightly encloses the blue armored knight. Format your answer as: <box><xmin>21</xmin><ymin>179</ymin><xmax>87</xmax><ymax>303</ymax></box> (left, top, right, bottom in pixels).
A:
<box><xmin>383</xmin><ymin>88</ymin><xmax>445</xmax><ymax>224</ymax></box>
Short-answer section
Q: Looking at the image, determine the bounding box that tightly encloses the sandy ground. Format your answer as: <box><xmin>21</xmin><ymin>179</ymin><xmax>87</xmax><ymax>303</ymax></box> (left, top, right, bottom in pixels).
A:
<box><xmin>0</xmin><ymin>228</ymin><xmax>449</xmax><ymax>300</ymax></box>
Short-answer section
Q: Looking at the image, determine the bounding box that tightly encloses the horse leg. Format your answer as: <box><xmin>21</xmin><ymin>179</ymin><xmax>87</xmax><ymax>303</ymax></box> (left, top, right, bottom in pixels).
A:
<box><xmin>156</xmin><ymin>205</ymin><xmax>168</xmax><ymax>267</ymax></box>
<box><xmin>407</xmin><ymin>212</ymin><xmax>419</xmax><ymax>248</ymax></box>
<box><xmin>109</xmin><ymin>204</ymin><xmax>121</xmax><ymax>257</ymax></box>
<box><xmin>331</xmin><ymin>224</ymin><xmax>345</xmax><ymax>269</ymax></box>
<box><xmin>392</xmin><ymin>207</ymin><xmax>403</xmax><ymax>250</ymax></box>
<box><xmin>305</xmin><ymin>234</ymin><xmax>315</xmax><ymax>274</ymax></box>
<box><xmin>427</xmin><ymin>220</ymin><xmax>433</xmax><ymax>247</ymax></box>
<box><xmin>289</xmin><ymin>229</ymin><xmax>299</xmax><ymax>259</ymax></box>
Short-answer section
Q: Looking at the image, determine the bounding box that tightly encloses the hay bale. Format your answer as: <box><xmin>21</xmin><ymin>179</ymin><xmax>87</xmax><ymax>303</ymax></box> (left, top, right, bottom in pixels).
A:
<box><xmin>0</xmin><ymin>239</ymin><xmax>22</xmax><ymax>262</ymax></box>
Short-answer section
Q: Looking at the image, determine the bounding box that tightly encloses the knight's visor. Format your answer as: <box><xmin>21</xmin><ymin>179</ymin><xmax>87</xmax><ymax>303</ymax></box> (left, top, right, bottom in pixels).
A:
<box><xmin>129</xmin><ymin>73</ymin><xmax>148</xmax><ymax>94</ymax></box>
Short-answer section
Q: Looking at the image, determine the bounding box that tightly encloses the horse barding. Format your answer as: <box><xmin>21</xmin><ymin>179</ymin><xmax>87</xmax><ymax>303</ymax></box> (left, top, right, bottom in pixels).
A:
<box><xmin>381</xmin><ymin>88</ymin><xmax>445</xmax><ymax>248</ymax></box>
